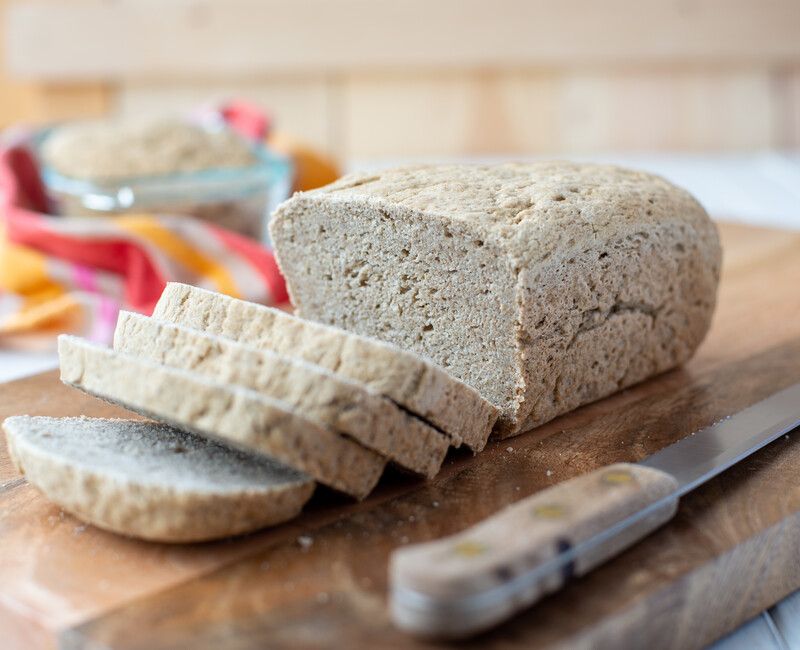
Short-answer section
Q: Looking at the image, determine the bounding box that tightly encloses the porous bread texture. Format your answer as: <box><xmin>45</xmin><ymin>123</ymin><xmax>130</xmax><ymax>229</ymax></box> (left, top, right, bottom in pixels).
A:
<box><xmin>57</xmin><ymin>335</ymin><xmax>386</xmax><ymax>499</ymax></box>
<box><xmin>114</xmin><ymin>311</ymin><xmax>449</xmax><ymax>478</ymax></box>
<box><xmin>3</xmin><ymin>416</ymin><xmax>313</xmax><ymax>542</ymax></box>
<box><xmin>270</xmin><ymin>162</ymin><xmax>722</xmax><ymax>437</ymax></box>
<box><xmin>153</xmin><ymin>283</ymin><xmax>498</xmax><ymax>451</ymax></box>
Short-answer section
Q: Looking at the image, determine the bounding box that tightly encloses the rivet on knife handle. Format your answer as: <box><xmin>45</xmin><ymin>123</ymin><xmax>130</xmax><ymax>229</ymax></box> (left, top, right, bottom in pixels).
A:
<box><xmin>390</xmin><ymin>463</ymin><xmax>679</xmax><ymax>638</ymax></box>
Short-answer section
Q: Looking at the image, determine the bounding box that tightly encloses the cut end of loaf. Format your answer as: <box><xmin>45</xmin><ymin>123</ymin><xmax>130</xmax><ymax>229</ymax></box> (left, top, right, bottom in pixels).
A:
<box><xmin>271</xmin><ymin>194</ymin><xmax>523</xmax><ymax>429</ymax></box>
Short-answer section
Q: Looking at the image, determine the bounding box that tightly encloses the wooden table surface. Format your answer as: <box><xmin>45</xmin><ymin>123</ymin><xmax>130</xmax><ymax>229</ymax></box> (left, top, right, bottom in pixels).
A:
<box><xmin>2</xmin><ymin>222</ymin><xmax>800</xmax><ymax>650</ymax></box>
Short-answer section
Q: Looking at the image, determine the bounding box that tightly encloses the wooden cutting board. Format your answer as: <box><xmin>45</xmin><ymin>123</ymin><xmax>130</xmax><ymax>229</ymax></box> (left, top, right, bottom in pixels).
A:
<box><xmin>2</xmin><ymin>222</ymin><xmax>800</xmax><ymax>650</ymax></box>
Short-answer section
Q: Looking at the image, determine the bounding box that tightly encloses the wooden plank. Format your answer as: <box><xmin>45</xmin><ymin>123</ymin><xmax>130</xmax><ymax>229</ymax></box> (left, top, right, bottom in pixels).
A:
<box><xmin>341</xmin><ymin>69</ymin><xmax>776</xmax><ymax>158</ymax></box>
<box><xmin>341</xmin><ymin>72</ymin><xmax>475</xmax><ymax>159</ymax></box>
<box><xmin>116</xmin><ymin>79</ymin><xmax>337</xmax><ymax>155</ymax></box>
<box><xmin>33</xmin><ymin>83</ymin><xmax>111</xmax><ymax>123</ymax></box>
<box><xmin>0</xmin><ymin>0</ymin><xmax>111</xmax><ymax>127</ymax></box>
<box><xmin>1</xmin><ymin>223</ymin><xmax>800</xmax><ymax>649</ymax></box>
<box><xmin>0</xmin><ymin>68</ymin><xmax>40</xmax><ymax>127</ymax></box>
<box><xmin>5</xmin><ymin>0</ymin><xmax>800</xmax><ymax>80</ymax></box>
<box><xmin>558</xmin><ymin>69</ymin><xmax>776</xmax><ymax>152</ymax></box>
<box><xmin>341</xmin><ymin>71</ymin><xmax>558</xmax><ymax>158</ymax></box>
<box><xmin>773</xmin><ymin>66</ymin><xmax>800</xmax><ymax>148</ymax></box>
<box><xmin>0</xmin><ymin>0</ymin><xmax>39</xmax><ymax>126</ymax></box>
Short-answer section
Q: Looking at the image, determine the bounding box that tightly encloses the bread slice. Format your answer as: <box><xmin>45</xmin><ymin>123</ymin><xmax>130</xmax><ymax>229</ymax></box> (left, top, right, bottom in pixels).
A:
<box><xmin>114</xmin><ymin>311</ymin><xmax>449</xmax><ymax>478</ymax></box>
<box><xmin>270</xmin><ymin>163</ymin><xmax>721</xmax><ymax>437</ymax></box>
<box><xmin>153</xmin><ymin>283</ymin><xmax>498</xmax><ymax>451</ymax></box>
<box><xmin>3</xmin><ymin>415</ymin><xmax>314</xmax><ymax>542</ymax></box>
<box><xmin>57</xmin><ymin>335</ymin><xmax>385</xmax><ymax>499</ymax></box>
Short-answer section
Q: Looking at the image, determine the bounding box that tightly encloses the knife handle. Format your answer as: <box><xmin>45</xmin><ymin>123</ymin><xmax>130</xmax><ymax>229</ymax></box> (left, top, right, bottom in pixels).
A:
<box><xmin>390</xmin><ymin>462</ymin><xmax>679</xmax><ymax>638</ymax></box>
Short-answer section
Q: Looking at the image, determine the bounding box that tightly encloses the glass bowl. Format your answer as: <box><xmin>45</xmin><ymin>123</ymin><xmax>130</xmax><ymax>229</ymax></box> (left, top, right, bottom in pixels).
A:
<box><xmin>35</xmin><ymin>126</ymin><xmax>293</xmax><ymax>244</ymax></box>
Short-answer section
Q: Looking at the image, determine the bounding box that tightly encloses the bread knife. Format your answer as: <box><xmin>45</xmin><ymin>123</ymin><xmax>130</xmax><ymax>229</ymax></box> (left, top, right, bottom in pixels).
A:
<box><xmin>390</xmin><ymin>382</ymin><xmax>800</xmax><ymax>638</ymax></box>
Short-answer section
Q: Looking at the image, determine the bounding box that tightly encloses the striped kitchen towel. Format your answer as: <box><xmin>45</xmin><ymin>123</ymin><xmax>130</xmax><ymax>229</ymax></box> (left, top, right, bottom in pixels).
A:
<box><xmin>0</xmin><ymin>140</ymin><xmax>288</xmax><ymax>351</ymax></box>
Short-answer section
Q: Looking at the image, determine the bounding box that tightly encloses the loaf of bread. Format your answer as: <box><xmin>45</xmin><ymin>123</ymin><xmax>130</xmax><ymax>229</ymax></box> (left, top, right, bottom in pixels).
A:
<box><xmin>3</xmin><ymin>416</ymin><xmax>314</xmax><ymax>542</ymax></box>
<box><xmin>271</xmin><ymin>162</ymin><xmax>722</xmax><ymax>436</ymax></box>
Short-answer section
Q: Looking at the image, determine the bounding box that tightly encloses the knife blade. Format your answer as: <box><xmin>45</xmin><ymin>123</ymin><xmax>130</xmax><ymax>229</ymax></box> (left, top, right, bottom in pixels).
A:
<box><xmin>390</xmin><ymin>382</ymin><xmax>800</xmax><ymax>638</ymax></box>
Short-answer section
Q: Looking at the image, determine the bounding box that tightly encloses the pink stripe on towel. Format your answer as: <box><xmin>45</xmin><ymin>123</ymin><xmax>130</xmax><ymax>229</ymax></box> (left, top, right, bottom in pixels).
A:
<box><xmin>72</xmin><ymin>264</ymin><xmax>98</xmax><ymax>293</ymax></box>
<box><xmin>88</xmin><ymin>295</ymin><xmax>120</xmax><ymax>344</ymax></box>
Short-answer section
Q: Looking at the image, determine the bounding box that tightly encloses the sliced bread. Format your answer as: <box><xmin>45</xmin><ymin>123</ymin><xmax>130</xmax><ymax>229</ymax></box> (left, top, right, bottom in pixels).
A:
<box><xmin>3</xmin><ymin>415</ymin><xmax>314</xmax><ymax>542</ymax></box>
<box><xmin>113</xmin><ymin>311</ymin><xmax>449</xmax><ymax>478</ymax></box>
<box><xmin>270</xmin><ymin>163</ymin><xmax>721</xmax><ymax>436</ymax></box>
<box><xmin>153</xmin><ymin>283</ymin><xmax>498</xmax><ymax>451</ymax></box>
<box><xmin>58</xmin><ymin>335</ymin><xmax>386</xmax><ymax>499</ymax></box>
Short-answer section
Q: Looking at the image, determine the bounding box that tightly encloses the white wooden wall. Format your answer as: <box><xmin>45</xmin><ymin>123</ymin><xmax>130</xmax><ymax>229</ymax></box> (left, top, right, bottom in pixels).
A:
<box><xmin>2</xmin><ymin>0</ymin><xmax>799</xmax><ymax>159</ymax></box>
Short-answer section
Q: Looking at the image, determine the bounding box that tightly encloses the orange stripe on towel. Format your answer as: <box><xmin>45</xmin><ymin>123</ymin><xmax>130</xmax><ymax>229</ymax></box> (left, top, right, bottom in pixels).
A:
<box><xmin>0</xmin><ymin>225</ymin><xmax>64</xmax><ymax>297</ymax></box>
<box><xmin>116</xmin><ymin>216</ymin><xmax>240</xmax><ymax>298</ymax></box>
<box><xmin>1</xmin><ymin>292</ymin><xmax>80</xmax><ymax>333</ymax></box>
